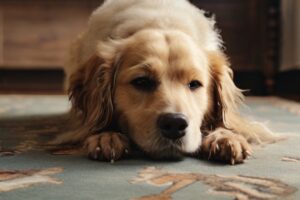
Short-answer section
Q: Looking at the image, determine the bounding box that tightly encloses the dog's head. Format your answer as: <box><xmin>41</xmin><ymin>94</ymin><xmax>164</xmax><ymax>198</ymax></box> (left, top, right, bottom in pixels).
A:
<box><xmin>69</xmin><ymin>29</ymin><xmax>242</xmax><ymax>159</ymax></box>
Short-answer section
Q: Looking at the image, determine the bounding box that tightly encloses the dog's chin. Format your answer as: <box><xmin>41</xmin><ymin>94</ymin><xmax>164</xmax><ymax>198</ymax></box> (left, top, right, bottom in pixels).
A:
<box><xmin>147</xmin><ymin>145</ymin><xmax>184</xmax><ymax>161</ymax></box>
<box><xmin>137</xmin><ymin>138</ymin><xmax>191</xmax><ymax>161</ymax></box>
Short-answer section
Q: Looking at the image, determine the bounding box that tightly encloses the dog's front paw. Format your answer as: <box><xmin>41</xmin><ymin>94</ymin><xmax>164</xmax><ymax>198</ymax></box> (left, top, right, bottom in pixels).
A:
<box><xmin>201</xmin><ymin>129</ymin><xmax>252</xmax><ymax>165</ymax></box>
<box><xmin>84</xmin><ymin>132</ymin><xmax>130</xmax><ymax>163</ymax></box>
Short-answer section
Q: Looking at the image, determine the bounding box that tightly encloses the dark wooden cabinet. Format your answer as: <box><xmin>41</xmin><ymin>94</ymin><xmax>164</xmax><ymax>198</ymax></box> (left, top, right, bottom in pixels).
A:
<box><xmin>192</xmin><ymin>0</ymin><xmax>264</xmax><ymax>71</ymax></box>
<box><xmin>191</xmin><ymin>0</ymin><xmax>280</xmax><ymax>94</ymax></box>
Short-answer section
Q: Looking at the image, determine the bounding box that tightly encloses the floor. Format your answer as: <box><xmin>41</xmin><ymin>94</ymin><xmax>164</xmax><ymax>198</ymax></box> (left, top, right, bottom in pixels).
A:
<box><xmin>0</xmin><ymin>95</ymin><xmax>300</xmax><ymax>200</ymax></box>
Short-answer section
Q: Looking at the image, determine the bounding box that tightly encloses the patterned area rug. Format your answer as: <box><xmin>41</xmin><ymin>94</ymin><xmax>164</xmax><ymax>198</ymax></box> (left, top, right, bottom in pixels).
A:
<box><xmin>0</xmin><ymin>95</ymin><xmax>300</xmax><ymax>200</ymax></box>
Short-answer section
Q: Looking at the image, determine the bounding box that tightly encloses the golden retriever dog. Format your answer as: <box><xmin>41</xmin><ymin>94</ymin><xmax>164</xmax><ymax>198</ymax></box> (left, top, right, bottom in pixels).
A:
<box><xmin>56</xmin><ymin>0</ymin><xmax>277</xmax><ymax>164</ymax></box>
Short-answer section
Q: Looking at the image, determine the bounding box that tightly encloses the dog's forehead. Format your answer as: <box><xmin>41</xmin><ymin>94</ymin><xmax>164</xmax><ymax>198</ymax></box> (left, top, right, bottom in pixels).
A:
<box><xmin>164</xmin><ymin>31</ymin><xmax>209</xmax><ymax>72</ymax></box>
<box><xmin>122</xmin><ymin>30</ymin><xmax>209</xmax><ymax>74</ymax></box>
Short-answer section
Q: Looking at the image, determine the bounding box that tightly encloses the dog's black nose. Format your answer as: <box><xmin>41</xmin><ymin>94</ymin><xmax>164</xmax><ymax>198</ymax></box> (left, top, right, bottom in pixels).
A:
<box><xmin>157</xmin><ymin>113</ymin><xmax>188</xmax><ymax>140</ymax></box>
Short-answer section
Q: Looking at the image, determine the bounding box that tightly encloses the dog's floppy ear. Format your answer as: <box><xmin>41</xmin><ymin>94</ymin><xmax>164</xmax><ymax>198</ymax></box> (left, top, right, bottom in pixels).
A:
<box><xmin>208</xmin><ymin>51</ymin><xmax>244</xmax><ymax>128</ymax></box>
<box><xmin>208</xmin><ymin>51</ymin><xmax>278</xmax><ymax>143</ymax></box>
<box><xmin>68</xmin><ymin>41</ymin><xmax>122</xmax><ymax>132</ymax></box>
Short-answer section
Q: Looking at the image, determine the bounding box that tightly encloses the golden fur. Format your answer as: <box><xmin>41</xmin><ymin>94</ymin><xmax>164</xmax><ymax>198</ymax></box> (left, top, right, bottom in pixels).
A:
<box><xmin>55</xmin><ymin>0</ymin><xmax>277</xmax><ymax>164</ymax></box>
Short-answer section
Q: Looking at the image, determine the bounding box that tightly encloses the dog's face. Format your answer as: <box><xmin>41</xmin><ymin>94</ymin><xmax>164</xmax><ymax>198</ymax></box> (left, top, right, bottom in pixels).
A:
<box><xmin>113</xmin><ymin>30</ymin><xmax>212</xmax><ymax>158</ymax></box>
<box><xmin>69</xmin><ymin>29</ymin><xmax>234</xmax><ymax>159</ymax></box>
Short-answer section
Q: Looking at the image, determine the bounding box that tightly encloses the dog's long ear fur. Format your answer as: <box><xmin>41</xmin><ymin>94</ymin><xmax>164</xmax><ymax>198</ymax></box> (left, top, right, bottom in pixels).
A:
<box><xmin>53</xmin><ymin>40</ymin><xmax>123</xmax><ymax>144</ymax></box>
<box><xmin>68</xmin><ymin>55</ymin><xmax>114</xmax><ymax>131</ymax></box>
<box><xmin>208</xmin><ymin>51</ymin><xmax>277</xmax><ymax>144</ymax></box>
<box><xmin>208</xmin><ymin>51</ymin><xmax>244</xmax><ymax>126</ymax></box>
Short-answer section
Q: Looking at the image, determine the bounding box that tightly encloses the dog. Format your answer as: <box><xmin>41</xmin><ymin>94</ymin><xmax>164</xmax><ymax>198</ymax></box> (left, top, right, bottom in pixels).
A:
<box><xmin>56</xmin><ymin>0</ymin><xmax>277</xmax><ymax>164</ymax></box>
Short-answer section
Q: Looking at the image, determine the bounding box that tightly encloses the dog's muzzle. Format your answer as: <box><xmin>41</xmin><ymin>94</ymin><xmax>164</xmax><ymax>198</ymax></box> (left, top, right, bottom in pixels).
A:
<box><xmin>157</xmin><ymin>113</ymin><xmax>188</xmax><ymax>140</ymax></box>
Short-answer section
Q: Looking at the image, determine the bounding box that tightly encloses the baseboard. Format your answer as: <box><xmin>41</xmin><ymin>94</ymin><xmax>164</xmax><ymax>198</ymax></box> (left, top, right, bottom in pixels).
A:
<box><xmin>233</xmin><ymin>71</ymin><xmax>266</xmax><ymax>95</ymax></box>
<box><xmin>274</xmin><ymin>70</ymin><xmax>300</xmax><ymax>95</ymax></box>
<box><xmin>234</xmin><ymin>70</ymin><xmax>300</xmax><ymax>96</ymax></box>
<box><xmin>0</xmin><ymin>69</ymin><xmax>64</xmax><ymax>93</ymax></box>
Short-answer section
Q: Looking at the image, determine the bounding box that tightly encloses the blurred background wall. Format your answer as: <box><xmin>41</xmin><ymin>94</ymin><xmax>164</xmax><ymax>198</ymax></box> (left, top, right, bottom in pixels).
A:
<box><xmin>281</xmin><ymin>0</ymin><xmax>300</xmax><ymax>71</ymax></box>
<box><xmin>0</xmin><ymin>0</ymin><xmax>299</xmax><ymax>98</ymax></box>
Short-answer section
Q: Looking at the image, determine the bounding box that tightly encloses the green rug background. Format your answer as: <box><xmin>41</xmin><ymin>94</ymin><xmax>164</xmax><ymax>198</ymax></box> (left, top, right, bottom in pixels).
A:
<box><xmin>0</xmin><ymin>95</ymin><xmax>300</xmax><ymax>200</ymax></box>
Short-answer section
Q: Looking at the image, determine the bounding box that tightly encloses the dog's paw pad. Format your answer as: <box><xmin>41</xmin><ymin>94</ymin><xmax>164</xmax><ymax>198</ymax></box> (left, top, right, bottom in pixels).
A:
<box><xmin>84</xmin><ymin>132</ymin><xmax>130</xmax><ymax>162</ymax></box>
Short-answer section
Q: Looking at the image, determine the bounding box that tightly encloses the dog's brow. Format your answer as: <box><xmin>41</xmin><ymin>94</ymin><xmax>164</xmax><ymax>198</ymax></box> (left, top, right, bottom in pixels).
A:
<box><xmin>126</xmin><ymin>63</ymin><xmax>157</xmax><ymax>78</ymax></box>
<box><xmin>130</xmin><ymin>63</ymin><xmax>153</xmax><ymax>72</ymax></box>
<box><xmin>138</xmin><ymin>63</ymin><xmax>152</xmax><ymax>71</ymax></box>
<box><xmin>171</xmin><ymin>67</ymin><xmax>203</xmax><ymax>82</ymax></box>
<box><xmin>142</xmin><ymin>63</ymin><xmax>151</xmax><ymax>68</ymax></box>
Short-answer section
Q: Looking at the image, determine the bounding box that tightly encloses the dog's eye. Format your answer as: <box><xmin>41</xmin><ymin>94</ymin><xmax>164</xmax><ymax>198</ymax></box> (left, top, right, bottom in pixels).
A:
<box><xmin>131</xmin><ymin>77</ymin><xmax>157</xmax><ymax>91</ymax></box>
<box><xmin>188</xmin><ymin>80</ymin><xmax>202</xmax><ymax>91</ymax></box>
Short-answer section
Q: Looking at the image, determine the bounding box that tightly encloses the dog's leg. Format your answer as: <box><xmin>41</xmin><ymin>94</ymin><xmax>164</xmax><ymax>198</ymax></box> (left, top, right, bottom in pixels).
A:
<box><xmin>200</xmin><ymin>128</ymin><xmax>252</xmax><ymax>165</ymax></box>
<box><xmin>84</xmin><ymin>132</ymin><xmax>130</xmax><ymax>162</ymax></box>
